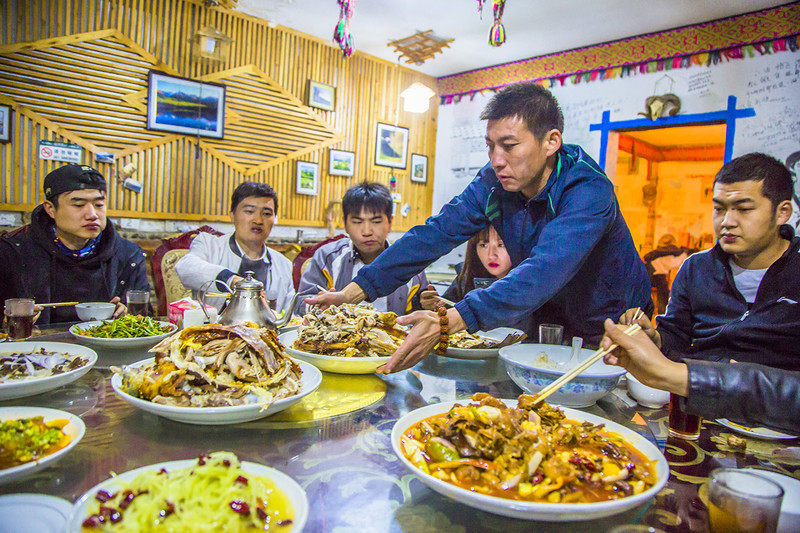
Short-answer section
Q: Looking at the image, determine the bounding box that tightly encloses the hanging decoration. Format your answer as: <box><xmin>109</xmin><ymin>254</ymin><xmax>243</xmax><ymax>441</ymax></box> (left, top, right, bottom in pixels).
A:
<box><xmin>333</xmin><ymin>0</ymin><xmax>355</xmax><ymax>58</ymax></box>
<box><xmin>476</xmin><ymin>0</ymin><xmax>487</xmax><ymax>18</ymax></box>
<box><xmin>488</xmin><ymin>0</ymin><xmax>507</xmax><ymax>47</ymax></box>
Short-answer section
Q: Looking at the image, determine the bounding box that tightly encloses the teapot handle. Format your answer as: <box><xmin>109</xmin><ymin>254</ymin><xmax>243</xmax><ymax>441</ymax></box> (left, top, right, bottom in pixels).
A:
<box><xmin>198</xmin><ymin>279</ymin><xmax>232</xmax><ymax>320</ymax></box>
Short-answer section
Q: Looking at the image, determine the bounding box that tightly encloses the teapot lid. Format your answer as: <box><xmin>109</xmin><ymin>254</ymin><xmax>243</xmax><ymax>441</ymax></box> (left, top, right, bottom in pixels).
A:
<box><xmin>234</xmin><ymin>271</ymin><xmax>263</xmax><ymax>291</ymax></box>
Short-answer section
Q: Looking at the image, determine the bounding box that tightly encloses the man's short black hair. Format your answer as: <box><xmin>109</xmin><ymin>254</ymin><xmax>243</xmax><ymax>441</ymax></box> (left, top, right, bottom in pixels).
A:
<box><xmin>480</xmin><ymin>82</ymin><xmax>564</xmax><ymax>140</ymax></box>
<box><xmin>230</xmin><ymin>181</ymin><xmax>278</xmax><ymax>213</ymax></box>
<box><xmin>714</xmin><ymin>153</ymin><xmax>793</xmax><ymax>209</ymax></box>
<box><xmin>342</xmin><ymin>182</ymin><xmax>393</xmax><ymax>220</ymax></box>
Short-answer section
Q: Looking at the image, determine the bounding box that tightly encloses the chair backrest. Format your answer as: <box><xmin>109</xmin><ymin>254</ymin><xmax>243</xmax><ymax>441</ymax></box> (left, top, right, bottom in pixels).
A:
<box><xmin>161</xmin><ymin>249</ymin><xmax>192</xmax><ymax>306</ymax></box>
<box><xmin>151</xmin><ymin>225</ymin><xmax>223</xmax><ymax>315</ymax></box>
<box><xmin>291</xmin><ymin>234</ymin><xmax>347</xmax><ymax>290</ymax></box>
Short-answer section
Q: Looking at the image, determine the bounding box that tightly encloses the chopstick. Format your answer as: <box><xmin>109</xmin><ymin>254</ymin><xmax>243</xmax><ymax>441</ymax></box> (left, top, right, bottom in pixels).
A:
<box><xmin>437</xmin><ymin>296</ymin><xmax>457</xmax><ymax>307</ymax></box>
<box><xmin>204</xmin><ymin>292</ymin><xmax>231</xmax><ymax>298</ymax></box>
<box><xmin>316</xmin><ymin>284</ymin><xmax>329</xmax><ymax>293</ymax></box>
<box><xmin>37</xmin><ymin>301</ymin><xmax>79</xmax><ymax>308</ymax></box>
<box><xmin>533</xmin><ymin>309</ymin><xmax>644</xmax><ymax>406</ymax></box>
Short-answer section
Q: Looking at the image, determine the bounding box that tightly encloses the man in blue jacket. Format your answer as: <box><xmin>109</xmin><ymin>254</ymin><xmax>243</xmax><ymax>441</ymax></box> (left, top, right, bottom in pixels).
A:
<box><xmin>622</xmin><ymin>153</ymin><xmax>799</xmax><ymax>371</ymax></box>
<box><xmin>308</xmin><ymin>82</ymin><xmax>651</xmax><ymax>372</ymax></box>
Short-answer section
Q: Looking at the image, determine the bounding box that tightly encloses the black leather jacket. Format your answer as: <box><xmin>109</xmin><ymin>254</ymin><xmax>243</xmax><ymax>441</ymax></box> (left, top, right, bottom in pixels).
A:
<box><xmin>683</xmin><ymin>359</ymin><xmax>800</xmax><ymax>434</ymax></box>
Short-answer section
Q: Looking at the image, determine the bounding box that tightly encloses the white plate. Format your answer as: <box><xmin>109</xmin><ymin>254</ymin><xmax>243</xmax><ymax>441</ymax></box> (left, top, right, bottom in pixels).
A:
<box><xmin>740</xmin><ymin>468</ymin><xmax>800</xmax><ymax>533</ymax></box>
<box><xmin>442</xmin><ymin>327</ymin><xmax>525</xmax><ymax>360</ymax></box>
<box><xmin>0</xmin><ymin>493</ymin><xmax>72</xmax><ymax>533</ymax></box>
<box><xmin>68</xmin><ymin>320</ymin><xmax>177</xmax><ymax>349</ymax></box>
<box><xmin>0</xmin><ymin>407</ymin><xmax>86</xmax><ymax>485</ymax></box>
<box><xmin>716</xmin><ymin>418</ymin><xmax>797</xmax><ymax>440</ymax></box>
<box><xmin>391</xmin><ymin>400</ymin><xmax>669</xmax><ymax>521</ymax></box>
<box><xmin>0</xmin><ymin>342</ymin><xmax>97</xmax><ymax>400</ymax></box>
<box><xmin>67</xmin><ymin>459</ymin><xmax>308</xmax><ymax>533</ymax></box>
<box><xmin>279</xmin><ymin>329</ymin><xmax>391</xmax><ymax>374</ymax></box>
<box><xmin>111</xmin><ymin>357</ymin><xmax>322</xmax><ymax>425</ymax></box>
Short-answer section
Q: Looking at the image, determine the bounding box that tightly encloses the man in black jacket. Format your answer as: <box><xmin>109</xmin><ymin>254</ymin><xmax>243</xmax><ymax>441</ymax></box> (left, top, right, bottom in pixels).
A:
<box><xmin>0</xmin><ymin>164</ymin><xmax>150</xmax><ymax>324</ymax></box>
<box><xmin>622</xmin><ymin>153</ymin><xmax>799</xmax><ymax>370</ymax></box>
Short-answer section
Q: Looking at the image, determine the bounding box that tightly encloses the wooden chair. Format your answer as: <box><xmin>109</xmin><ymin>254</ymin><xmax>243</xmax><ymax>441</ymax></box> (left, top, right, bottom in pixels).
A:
<box><xmin>162</xmin><ymin>249</ymin><xmax>192</xmax><ymax>306</ymax></box>
<box><xmin>291</xmin><ymin>234</ymin><xmax>347</xmax><ymax>290</ymax></box>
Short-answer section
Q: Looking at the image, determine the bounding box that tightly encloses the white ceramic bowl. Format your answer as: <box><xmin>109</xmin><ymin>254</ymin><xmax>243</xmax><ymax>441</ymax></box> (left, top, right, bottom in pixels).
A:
<box><xmin>279</xmin><ymin>329</ymin><xmax>391</xmax><ymax>374</ymax></box>
<box><xmin>68</xmin><ymin>459</ymin><xmax>308</xmax><ymax>533</ymax></box>
<box><xmin>74</xmin><ymin>302</ymin><xmax>115</xmax><ymax>321</ymax></box>
<box><xmin>626</xmin><ymin>373</ymin><xmax>670</xmax><ymax>408</ymax></box>
<box><xmin>69</xmin><ymin>320</ymin><xmax>177</xmax><ymax>349</ymax></box>
<box><xmin>499</xmin><ymin>343</ymin><xmax>625</xmax><ymax>407</ymax></box>
<box><xmin>0</xmin><ymin>341</ymin><xmax>97</xmax><ymax>401</ymax></box>
<box><xmin>391</xmin><ymin>400</ymin><xmax>669</xmax><ymax>521</ymax></box>
<box><xmin>0</xmin><ymin>407</ymin><xmax>85</xmax><ymax>485</ymax></box>
<box><xmin>111</xmin><ymin>357</ymin><xmax>322</xmax><ymax>425</ymax></box>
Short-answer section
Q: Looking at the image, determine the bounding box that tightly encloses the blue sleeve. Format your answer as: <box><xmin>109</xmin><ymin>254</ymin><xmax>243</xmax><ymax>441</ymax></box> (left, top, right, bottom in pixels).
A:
<box><xmin>656</xmin><ymin>258</ymin><xmax>694</xmax><ymax>358</ymax></box>
<box><xmin>353</xmin><ymin>176</ymin><xmax>492</xmax><ymax>300</ymax></box>
<box><xmin>456</xmin><ymin>177</ymin><xmax>617</xmax><ymax>333</ymax></box>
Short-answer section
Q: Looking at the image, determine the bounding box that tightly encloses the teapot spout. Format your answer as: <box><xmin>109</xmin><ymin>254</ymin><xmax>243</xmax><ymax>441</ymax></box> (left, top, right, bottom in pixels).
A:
<box><xmin>275</xmin><ymin>292</ymin><xmax>301</xmax><ymax>328</ymax></box>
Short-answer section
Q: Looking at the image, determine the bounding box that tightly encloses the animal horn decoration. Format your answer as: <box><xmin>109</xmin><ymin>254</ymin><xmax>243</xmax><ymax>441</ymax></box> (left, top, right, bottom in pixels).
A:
<box><xmin>638</xmin><ymin>93</ymin><xmax>682</xmax><ymax>120</ymax></box>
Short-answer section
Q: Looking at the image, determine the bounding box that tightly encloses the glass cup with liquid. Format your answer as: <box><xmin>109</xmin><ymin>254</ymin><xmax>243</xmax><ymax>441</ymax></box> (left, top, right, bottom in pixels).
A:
<box><xmin>126</xmin><ymin>290</ymin><xmax>150</xmax><ymax>317</ymax></box>
<box><xmin>4</xmin><ymin>298</ymin><xmax>35</xmax><ymax>340</ymax></box>
<box><xmin>707</xmin><ymin>468</ymin><xmax>784</xmax><ymax>533</ymax></box>
<box><xmin>668</xmin><ymin>392</ymin><xmax>702</xmax><ymax>440</ymax></box>
<box><xmin>539</xmin><ymin>323</ymin><xmax>564</xmax><ymax>345</ymax></box>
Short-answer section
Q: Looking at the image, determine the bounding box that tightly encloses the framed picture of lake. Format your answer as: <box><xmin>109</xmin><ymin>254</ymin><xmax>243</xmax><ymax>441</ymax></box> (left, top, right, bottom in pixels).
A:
<box><xmin>147</xmin><ymin>71</ymin><xmax>226</xmax><ymax>139</ymax></box>
<box><xmin>296</xmin><ymin>161</ymin><xmax>320</xmax><ymax>196</ymax></box>
<box><xmin>0</xmin><ymin>104</ymin><xmax>10</xmax><ymax>143</ymax></box>
<box><xmin>374</xmin><ymin>122</ymin><xmax>408</xmax><ymax>169</ymax></box>
<box><xmin>329</xmin><ymin>149</ymin><xmax>355</xmax><ymax>176</ymax></box>
<box><xmin>410</xmin><ymin>153</ymin><xmax>428</xmax><ymax>183</ymax></box>
<box><xmin>307</xmin><ymin>80</ymin><xmax>335</xmax><ymax>111</ymax></box>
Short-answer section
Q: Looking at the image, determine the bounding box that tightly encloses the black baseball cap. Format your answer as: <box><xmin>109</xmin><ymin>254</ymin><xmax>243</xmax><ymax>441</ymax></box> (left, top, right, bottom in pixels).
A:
<box><xmin>43</xmin><ymin>164</ymin><xmax>107</xmax><ymax>201</ymax></box>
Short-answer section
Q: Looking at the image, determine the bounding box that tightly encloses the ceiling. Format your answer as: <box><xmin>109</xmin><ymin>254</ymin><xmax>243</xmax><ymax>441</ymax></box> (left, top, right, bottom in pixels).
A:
<box><xmin>235</xmin><ymin>0</ymin><xmax>789</xmax><ymax>78</ymax></box>
<box><xmin>624</xmin><ymin>124</ymin><xmax>726</xmax><ymax>148</ymax></box>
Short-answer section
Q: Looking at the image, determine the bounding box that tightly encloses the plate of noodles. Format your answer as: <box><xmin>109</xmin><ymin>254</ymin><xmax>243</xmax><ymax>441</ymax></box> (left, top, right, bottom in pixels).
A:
<box><xmin>0</xmin><ymin>341</ymin><xmax>97</xmax><ymax>400</ymax></box>
<box><xmin>442</xmin><ymin>327</ymin><xmax>526</xmax><ymax>360</ymax></box>
<box><xmin>69</xmin><ymin>316</ymin><xmax>176</xmax><ymax>349</ymax></box>
<box><xmin>67</xmin><ymin>451</ymin><xmax>308</xmax><ymax>532</ymax></box>
<box><xmin>392</xmin><ymin>393</ymin><xmax>668</xmax><ymax>521</ymax></box>
<box><xmin>0</xmin><ymin>406</ymin><xmax>85</xmax><ymax>485</ymax></box>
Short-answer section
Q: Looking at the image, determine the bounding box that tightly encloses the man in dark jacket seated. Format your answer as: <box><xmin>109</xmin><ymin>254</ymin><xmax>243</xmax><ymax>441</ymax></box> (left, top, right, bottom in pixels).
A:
<box><xmin>0</xmin><ymin>164</ymin><xmax>150</xmax><ymax>324</ymax></box>
<box><xmin>622</xmin><ymin>153</ymin><xmax>799</xmax><ymax>371</ymax></box>
<box><xmin>307</xmin><ymin>82</ymin><xmax>652</xmax><ymax>373</ymax></box>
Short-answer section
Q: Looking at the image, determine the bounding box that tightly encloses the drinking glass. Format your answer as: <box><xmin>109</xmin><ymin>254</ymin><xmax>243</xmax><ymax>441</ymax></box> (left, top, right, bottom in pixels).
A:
<box><xmin>539</xmin><ymin>323</ymin><xmax>564</xmax><ymax>345</ymax></box>
<box><xmin>126</xmin><ymin>290</ymin><xmax>150</xmax><ymax>317</ymax></box>
<box><xmin>668</xmin><ymin>392</ymin><xmax>702</xmax><ymax>440</ymax></box>
<box><xmin>708</xmin><ymin>468</ymin><xmax>784</xmax><ymax>533</ymax></box>
<box><xmin>4</xmin><ymin>298</ymin><xmax>35</xmax><ymax>340</ymax></box>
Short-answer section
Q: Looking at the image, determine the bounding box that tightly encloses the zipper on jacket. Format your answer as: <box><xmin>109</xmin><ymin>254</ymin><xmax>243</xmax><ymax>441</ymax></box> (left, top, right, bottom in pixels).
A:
<box><xmin>739</xmin><ymin>310</ymin><xmax>750</xmax><ymax>321</ymax></box>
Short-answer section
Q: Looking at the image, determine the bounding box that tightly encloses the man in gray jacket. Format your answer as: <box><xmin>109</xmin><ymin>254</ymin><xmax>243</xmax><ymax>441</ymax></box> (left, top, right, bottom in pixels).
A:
<box><xmin>295</xmin><ymin>182</ymin><xmax>426</xmax><ymax>316</ymax></box>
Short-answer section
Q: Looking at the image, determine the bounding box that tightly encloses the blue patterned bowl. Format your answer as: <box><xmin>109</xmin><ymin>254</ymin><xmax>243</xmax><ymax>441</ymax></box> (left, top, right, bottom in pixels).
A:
<box><xmin>499</xmin><ymin>343</ymin><xmax>625</xmax><ymax>407</ymax></box>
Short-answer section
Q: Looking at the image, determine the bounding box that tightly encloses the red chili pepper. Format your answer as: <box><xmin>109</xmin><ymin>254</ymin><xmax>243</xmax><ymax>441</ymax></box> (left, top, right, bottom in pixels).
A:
<box><xmin>277</xmin><ymin>519</ymin><xmax>294</xmax><ymax>526</ymax></box>
<box><xmin>94</xmin><ymin>489</ymin><xmax>116</xmax><ymax>503</ymax></box>
<box><xmin>159</xmin><ymin>500</ymin><xmax>175</xmax><ymax>518</ymax></box>
<box><xmin>197</xmin><ymin>453</ymin><xmax>210</xmax><ymax>465</ymax></box>
<box><xmin>256</xmin><ymin>507</ymin><xmax>268</xmax><ymax>521</ymax></box>
<box><xmin>230</xmin><ymin>500</ymin><xmax>250</xmax><ymax>515</ymax></box>
<box><xmin>223</xmin><ymin>459</ymin><xmax>231</xmax><ymax>467</ymax></box>
<box><xmin>235</xmin><ymin>475</ymin><xmax>248</xmax><ymax>485</ymax></box>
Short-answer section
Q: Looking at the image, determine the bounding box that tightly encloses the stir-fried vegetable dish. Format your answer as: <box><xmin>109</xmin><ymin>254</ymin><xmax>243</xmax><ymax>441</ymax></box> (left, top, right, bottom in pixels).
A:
<box><xmin>0</xmin><ymin>416</ymin><xmax>71</xmax><ymax>470</ymax></box>
<box><xmin>0</xmin><ymin>348</ymin><xmax>88</xmax><ymax>382</ymax></box>
<box><xmin>74</xmin><ymin>315</ymin><xmax>175</xmax><ymax>339</ymax></box>
<box><xmin>115</xmin><ymin>324</ymin><xmax>302</xmax><ymax>408</ymax></box>
<box><xmin>294</xmin><ymin>303</ymin><xmax>406</xmax><ymax>357</ymax></box>
<box><xmin>402</xmin><ymin>393</ymin><xmax>657</xmax><ymax>503</ymax></box>
<box><xmin>81</xmin><ymin>451</ymin><xmax>294</xmax><ymax>532</ymax></box>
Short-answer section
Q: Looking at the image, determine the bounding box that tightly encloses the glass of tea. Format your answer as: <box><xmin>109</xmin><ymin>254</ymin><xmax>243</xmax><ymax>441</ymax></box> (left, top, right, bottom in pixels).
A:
<box><xmin>4</xmin><ymin>298</ymin><xmax>36</xmax><ymax>340</ymax></box>
<box><xmin>708</xmin><ymin>468</ymin><xmax>784</xmax><ymax>533</ymax></box>
<box><xmin>668</xmin><ymin>392</ymin><xmax>702</xmax><ymax>440</ymax></box>
<box><xmin>126</xmin><ymin>290</ymin><xmax>150</xmax><ymax>317</ymax></box>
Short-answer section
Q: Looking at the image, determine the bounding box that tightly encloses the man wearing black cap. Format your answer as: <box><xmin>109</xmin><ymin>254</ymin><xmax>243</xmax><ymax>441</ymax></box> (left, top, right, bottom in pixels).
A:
<box><xmin>0</xmin><ymin>164</ymin><xmax>150</xmax><ymax>324</ymax></box>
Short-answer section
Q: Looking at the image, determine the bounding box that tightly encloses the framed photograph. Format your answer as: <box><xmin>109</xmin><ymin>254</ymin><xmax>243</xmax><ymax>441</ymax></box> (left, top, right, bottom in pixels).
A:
<box><xmin>410</xmin><ymin>153</ymin><xmax>428</xmax><ymax>183</ymax></box>
<box><xmin>296</xmin><ymin>161</ymin><xmax>320</xmax><ymax>196</ymax></box>
<box><xmin>0</xmin><ymin>104</ymin><xmax>10</xmax><ymax>143</ymax></box>
<box><xmin>307</xmin><ymin>80</ymin><xmax>335</xmax><ymax>111</ymax></box>
<box><xmin>374</xmin><ymin>122</ymin><xmax>408</xmax><ymax>169</ymax></box>
<box><xmin>147</xmin><ymin>71</ymin><xmax>226</xmax><ymax>139</ymax></box>
<box><xmin>329</xmin><ymin>149</ymin><xmax>355</xmax><ymax>177</ymax></box>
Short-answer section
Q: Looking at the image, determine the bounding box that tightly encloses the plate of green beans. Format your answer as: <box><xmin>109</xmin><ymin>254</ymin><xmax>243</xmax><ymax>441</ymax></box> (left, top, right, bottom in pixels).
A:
<box><xmin>69</xmin><ymin>315</ymin><xmax>177</xmax><ymax>349</ymax></box>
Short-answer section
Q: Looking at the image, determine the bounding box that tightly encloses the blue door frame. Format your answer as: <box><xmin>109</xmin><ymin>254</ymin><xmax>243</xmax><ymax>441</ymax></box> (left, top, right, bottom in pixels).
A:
<box><xmin>589</xmin><ymin>95</ymin><xmax>755</xmax><ymax>170</ymax></box>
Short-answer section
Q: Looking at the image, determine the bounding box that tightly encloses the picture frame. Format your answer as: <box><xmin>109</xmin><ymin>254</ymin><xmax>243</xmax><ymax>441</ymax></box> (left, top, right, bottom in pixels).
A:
<box><xmin>410</xmin><ymin>153</ymin><xmax>428</xmax><ymax>183</ymax></box>
<box><xmin>307</xmin><ymin>80</ymin><xmax>335</xmax><ymax>111</ymax></box>
<box><xmin>374</xmin><ymin>122</ymin><xmax>409</xmax><ymax>169</ymax></box>
<box><xmin>328</xmin><ymin>149</ymin><xmax>355</xmax><ymax>177</ymax></box>
<box><xmin>147</xmin><ymin>71</ymin><xmax>226</xmax><ymax>139</ymax></box>
<box><xmin>0</xmin><ymin>104</ymin><xmax>11</xmax><ymax>143</ymax></box>
<box><xmin>296</xmin><ymin>161</ymin><xmax>320</xmax><ymax>196</ymax></box>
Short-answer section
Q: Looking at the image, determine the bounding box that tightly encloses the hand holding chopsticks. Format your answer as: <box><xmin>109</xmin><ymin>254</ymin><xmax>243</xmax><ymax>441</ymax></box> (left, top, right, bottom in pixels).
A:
<box><xmin>533</xmin><ymin>308</ymin><xmax>644</xmax><ymax>406</ymax></box>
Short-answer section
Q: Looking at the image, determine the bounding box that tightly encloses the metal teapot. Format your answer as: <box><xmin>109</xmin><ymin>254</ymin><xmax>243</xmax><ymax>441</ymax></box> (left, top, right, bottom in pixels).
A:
<box><xmin>201</xmin><ymin>271</ymin><xmax>299</xmax><ymax>330</ymax></box>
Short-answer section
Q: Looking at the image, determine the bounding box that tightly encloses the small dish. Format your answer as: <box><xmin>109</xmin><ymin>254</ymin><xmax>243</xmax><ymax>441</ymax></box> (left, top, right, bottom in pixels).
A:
<box><xmin>0</xmin><ymin>493</ymin><xmax>72</xmax><ymax>533</ymax></box>
<box><xmin>69</xmin><ymin>320</ymin><xmax>176</xmax><ymax>349</ymax></box>
<box><xmin>626</xmin><ymin>373</ymin><xmax>669</xmax><ymax>408</ymax></box>
<box><xmin>716</xmin><ymin>418</ymin><xmax>797</xmax><ymax>440</ymax></box>
<box><xmin>0</xmin><ymin>341</ymin><xmax>97</xmax><ymax>401</ymax></box>
<box><xmin>74</xmin><ymin>302</ymin><xmax>115</xmax><ymax>321</ymax></box>
<box><xmin>441</xmin><ymin>327</ymin><xmax>525</xmax><ymax>360</ymax></box>
<box><xmin>279</xmin><ymin>329</ymin><xmax>391</xmax><ymax>374</ymax></box>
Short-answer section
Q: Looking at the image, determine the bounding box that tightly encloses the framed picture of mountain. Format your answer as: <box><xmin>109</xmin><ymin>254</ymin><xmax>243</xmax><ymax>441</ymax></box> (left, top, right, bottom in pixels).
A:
<box><xmin>147</xmin><ymin>71</ymin><xmax>226</xmax><ymax>139</ymax></box>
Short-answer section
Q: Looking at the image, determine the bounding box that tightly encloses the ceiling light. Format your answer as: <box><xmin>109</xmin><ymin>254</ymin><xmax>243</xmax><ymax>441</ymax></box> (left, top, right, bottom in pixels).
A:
<box><xmin>401</xmin><ymin>82</ymin><xmax>436</xmax><ymax>113</ymax></box>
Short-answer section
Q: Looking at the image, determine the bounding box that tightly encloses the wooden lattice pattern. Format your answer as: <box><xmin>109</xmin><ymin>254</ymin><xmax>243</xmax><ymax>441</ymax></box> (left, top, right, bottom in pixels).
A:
<box><xmin>388</xmin><ymin>30</ymin><xmax>453</xmax><ymax>65</ymax></box>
